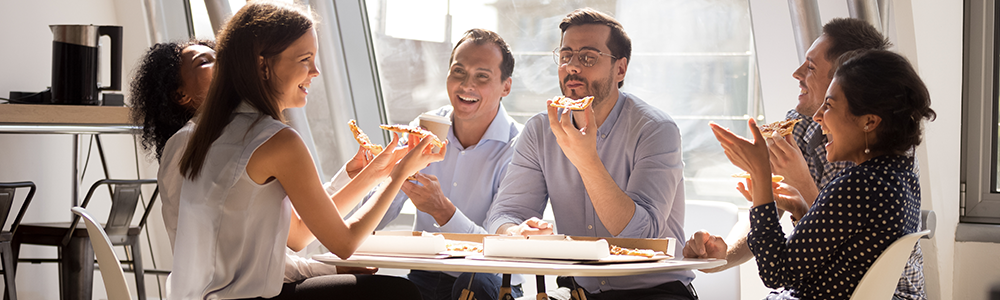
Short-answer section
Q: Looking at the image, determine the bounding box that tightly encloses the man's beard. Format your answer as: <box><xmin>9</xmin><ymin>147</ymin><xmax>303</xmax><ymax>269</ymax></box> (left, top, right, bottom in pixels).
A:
<box><xmin>560</xmin><ymin>68</ymin><xmax>616</xmax><ymax>108</ymax></box>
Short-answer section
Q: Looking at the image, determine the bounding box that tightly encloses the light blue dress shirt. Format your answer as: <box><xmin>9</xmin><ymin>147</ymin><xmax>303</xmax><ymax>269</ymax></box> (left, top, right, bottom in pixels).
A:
<box><xmin>377</xmin><ymin>103</ymin><xmax>521</xmax><ymax>234</ymax></box>
<box><xmin>485</xmin><ymin>92</ymin><xmax>693</xmax><ymax>294</ymax></box>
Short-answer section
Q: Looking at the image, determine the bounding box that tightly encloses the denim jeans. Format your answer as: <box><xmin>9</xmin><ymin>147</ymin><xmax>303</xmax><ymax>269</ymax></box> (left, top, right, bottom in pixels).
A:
<box><xmin>407</xmin><ymin>270</ymin><xmax>523</xmax><ymax>300</ymax></box>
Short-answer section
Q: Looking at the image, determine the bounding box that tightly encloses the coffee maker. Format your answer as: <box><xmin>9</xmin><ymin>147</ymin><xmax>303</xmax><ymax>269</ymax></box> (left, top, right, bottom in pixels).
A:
<box><xmin>49</xmin><ymin>25</ymin><xmax>122</xmax><ymax>105</ymax></box>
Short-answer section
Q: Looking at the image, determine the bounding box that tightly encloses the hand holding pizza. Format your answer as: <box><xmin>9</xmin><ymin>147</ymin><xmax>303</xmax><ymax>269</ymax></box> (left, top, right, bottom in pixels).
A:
<box><xmin>766</xmin><ymin>131</ymin><xmax>819</xmax><ymax>204</ymax></box>
<box><xmin>390</xmin><ymin>134</ymin><xmax>447</xmax><ymax>182</ymax></box>
<box><xmin>357</xmin><ymin>133</ymin><xmax>408</xmax><ymax>180</ymax></box>
<box><xmin>401</xmin><ymin>172</ymin><xmax>457</xmax><ymax>226</ymax></box>
<box><xmin>547</xmin><ymin>98</ymin><xmax>600</xmax><ymax>168</ymax></box>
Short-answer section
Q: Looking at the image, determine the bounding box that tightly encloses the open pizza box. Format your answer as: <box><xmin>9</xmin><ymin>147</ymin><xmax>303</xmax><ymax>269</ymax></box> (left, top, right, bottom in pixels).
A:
<box><xmin>481</xmin><ymin>235</ymin><xmax>676</xmax><ymax>263</ymax></box>
<box><xmin>353</xmin><ymin>231</ymin><xmax>675</xmax><ymax>263</ymax></box>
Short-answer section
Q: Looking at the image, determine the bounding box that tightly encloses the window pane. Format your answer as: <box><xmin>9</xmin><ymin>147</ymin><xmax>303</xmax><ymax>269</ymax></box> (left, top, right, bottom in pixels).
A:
<box><xmin>368</xmin><ymin>0</ymin><xmax>761</xmax><ymax>206</ymax></box>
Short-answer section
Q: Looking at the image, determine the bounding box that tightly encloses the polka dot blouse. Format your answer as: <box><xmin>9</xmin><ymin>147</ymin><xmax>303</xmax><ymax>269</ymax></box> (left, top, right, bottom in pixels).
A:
<box><xmin>748</xmin><ymin>155</ymin><xmax>922</xmax><ymax>300</ymax></box>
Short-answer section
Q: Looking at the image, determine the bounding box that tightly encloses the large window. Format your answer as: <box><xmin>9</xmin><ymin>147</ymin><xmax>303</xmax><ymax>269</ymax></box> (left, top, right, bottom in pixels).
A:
<box><xmin>962</xmin><ymin>0</ymin><xmax>1000</xmax><ymax>224</ymax></box>
<box><xmin>366</xmin><ymin>0</ymin><xmax>762</xmax><ymax>205</ymax></box>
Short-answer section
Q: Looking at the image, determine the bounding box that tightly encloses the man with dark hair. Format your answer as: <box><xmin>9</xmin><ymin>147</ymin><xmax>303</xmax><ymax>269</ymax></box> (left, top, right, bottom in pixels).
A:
<box><xmin>684</xmin><ymin>17</ymin><xmax>925</xmax><ymax>300</ymax></box>
<box><xmin>373</xmin><ymin>28</ymin><xmax>523</xmax><ymax>300</ymax></box>
<box><xmin>486</xmin><ymin>8</ymin><xmax>695</xmax><ymax>299</ymax></box>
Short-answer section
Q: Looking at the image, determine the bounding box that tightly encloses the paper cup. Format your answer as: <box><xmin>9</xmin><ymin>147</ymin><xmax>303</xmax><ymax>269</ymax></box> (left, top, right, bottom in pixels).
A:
<box><xmin>419</xmin><ymin>113</ymin><xmax>451</xmax><ymax>152</ymax></box>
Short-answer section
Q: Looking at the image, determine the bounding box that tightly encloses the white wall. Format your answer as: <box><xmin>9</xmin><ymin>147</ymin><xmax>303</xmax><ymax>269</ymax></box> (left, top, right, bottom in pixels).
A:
<box><xmin>0</xmin><ymin>0</ymin><xmax>166</xmax><ymax>299</ymax></box>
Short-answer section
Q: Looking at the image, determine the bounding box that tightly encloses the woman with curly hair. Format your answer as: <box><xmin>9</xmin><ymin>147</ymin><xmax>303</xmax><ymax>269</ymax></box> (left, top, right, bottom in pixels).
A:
<box><xmin>130</xmin><ymin>39</ymin><xmax>215</xmax><ymax>160</ymax></box>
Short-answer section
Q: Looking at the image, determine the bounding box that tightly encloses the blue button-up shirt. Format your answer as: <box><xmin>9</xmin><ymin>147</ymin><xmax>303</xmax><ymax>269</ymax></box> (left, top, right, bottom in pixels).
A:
<box><xmin>377</xmin><ymin>104</ymin><xmax>521</xmax><ymax>234</ymax></box>
<box><xmin>486</xmin><ymin>92</ymin><xmax>693</xmax><ymax>293</ymax></box>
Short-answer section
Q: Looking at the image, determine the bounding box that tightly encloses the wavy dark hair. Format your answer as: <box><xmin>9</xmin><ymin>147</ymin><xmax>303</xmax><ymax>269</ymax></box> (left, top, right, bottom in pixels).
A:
<box><xmin>822</xmin><ymin>18</ymin><xmax>891</xmax><ymax>77</ymax></box>
<box><xmin>451</xmin><ymin>28</ymin><xmax>514</xmax><ymax>81</ymax></box>
<box><xmin>129</xmin><ymin>39</ymin><xmax>215</xmax><ymax>160</ymax></box>
<box><xmin>559</xmin><ymin>7</ymin><xmax>631</xmax><ymax>88</ymax></box>
<box><xmin>180</xmin><ymin>1</ymin><xmax>314</xmax><ymax>179</ymax></box>
<box><xmin>834</xmin><ymin>49</ymin><xmax>936</xmax><ymax>155</ymax></box>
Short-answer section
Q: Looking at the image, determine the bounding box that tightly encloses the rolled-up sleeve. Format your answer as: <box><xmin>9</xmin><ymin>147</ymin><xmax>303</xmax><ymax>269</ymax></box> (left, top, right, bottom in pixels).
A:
<box><xmin>616</xmin><ymin>120</ymin><xmax>684</xmax><ymax>239</ymax></box>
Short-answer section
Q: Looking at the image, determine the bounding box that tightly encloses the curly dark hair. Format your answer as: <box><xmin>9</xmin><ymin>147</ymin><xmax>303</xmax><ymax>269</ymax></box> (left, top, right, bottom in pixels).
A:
<box><xmin>129</xmin><ymin>39</ymin><xmax>215</xmax><ymax>160</ymax></box>
<box><xmin>834</xmin><ymin>49</ymin><xmax>936</xmax><ymax>155</ymax></box>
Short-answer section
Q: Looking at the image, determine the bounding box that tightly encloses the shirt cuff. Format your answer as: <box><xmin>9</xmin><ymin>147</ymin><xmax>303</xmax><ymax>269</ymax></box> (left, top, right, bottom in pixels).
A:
<box><xmin>749</xmin><ymin>202</ymin><xmax>780</xmax><ymax>233</ymax></box>
<box><xmin>616</xmin><ymin>202</ymin><xmax>653</xmax><ymax>238</ymax></box>
<box><xmin>435</xmin><ymin>208</ymin><xmax>487</xmax><ymax>234</ymax></box>
<box><xmin>324</xmin><ymin>165</ymin><xmax>350</xmax><ymax>195</ymax></box>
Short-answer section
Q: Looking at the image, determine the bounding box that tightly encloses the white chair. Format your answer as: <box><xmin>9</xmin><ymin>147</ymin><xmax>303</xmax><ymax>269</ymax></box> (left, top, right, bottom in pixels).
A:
<box><xmin>684</xmin><ymin>200</ymin><xmax>740</xmax><ymax>300</ymax></box>
<box><xmin>70</xmin><ymin>207</ymin><xmax>132</xmax><ymax>300</ymax></box>
<box><xmin>849</xmin><ymin>230</ymin><xmax>930</xmax><ymax>300</ymax></box>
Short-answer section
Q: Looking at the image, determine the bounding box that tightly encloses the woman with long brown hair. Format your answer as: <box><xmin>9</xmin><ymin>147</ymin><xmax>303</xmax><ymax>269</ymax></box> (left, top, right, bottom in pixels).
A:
<box><xmin>170</xmin><ymin>2</ymin><xmax>440</xmax><ymax>299</ymax></box>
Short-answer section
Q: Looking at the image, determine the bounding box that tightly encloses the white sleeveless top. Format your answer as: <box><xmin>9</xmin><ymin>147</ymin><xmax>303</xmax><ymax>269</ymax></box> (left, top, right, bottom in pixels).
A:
<box><xmin>170</xmin><ymin>103</ymin><xmax>292</xmax><ymax>300</ymax></box>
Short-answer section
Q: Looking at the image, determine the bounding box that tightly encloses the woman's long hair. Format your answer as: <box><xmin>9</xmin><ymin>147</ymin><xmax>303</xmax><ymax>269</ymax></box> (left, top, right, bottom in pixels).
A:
<box><xmin>129</xmin><ymin>40</ymin><xmax>214</xmax><ymax>160</ymax></box>
<box><xmin>179</xmin><ymin>1</ymin><xmax>313</xmax><ymax>179</ymax></box>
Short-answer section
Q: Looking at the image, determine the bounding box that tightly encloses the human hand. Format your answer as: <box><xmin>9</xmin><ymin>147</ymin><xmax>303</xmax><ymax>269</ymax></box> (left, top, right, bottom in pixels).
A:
<box><xmin>504</xmin><ymin>217</ymin><xmax>554</xmax><ymax>236</ymax></box>
<box><xmin>335</xmin><ymin>266</ymin><xmax>378</xmax><ymax>275</ymax></box>
<box><xmin>710</xmin><ymin>120</ymin><xmax>771</xmax><ymax>180</ymax></box>
<box><xmin>547</xmin><ymin>100</ymin><xmax>599</xmax><ymax>168</ymax></box>
<box><xmin>358</xmin><ymin>133</ymin><xmax>408</xmax><ymax>180</ymax></box>
<box><xmin>345</xmin><ymin>145</ymin><xmax>371</xmax><ymax>179</ymax></box>
<box><xmin>767</xmin><ymin>134</ymin><xmax>819</xmax><ymax>199</ymax></box>
<box><xmin>390</xmin><ymin>135</ymin><xmax>447</xmax><ymax>181</ymax></box>
<box><xmin>682</xmin><ymin>230</ymin><xmax>727</xmax><ymax>259</ymax></box>
<box><xmin>401</xmin><ymin>173</ymin><xmax>456</xmax><ymax>225</ymax></box>
<box><xmin>773</xmin><ymin>182</ymin><xmax>809</xmax><ymax>221</ymax></box>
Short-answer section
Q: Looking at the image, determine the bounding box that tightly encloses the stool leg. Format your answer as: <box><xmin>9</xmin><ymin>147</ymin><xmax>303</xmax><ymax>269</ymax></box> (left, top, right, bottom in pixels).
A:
<box><xmin>535</xmin><ymin>275</ymin><xmax>546</xmax><ymax>300</ymax></box>
<box><xmin>458</xmin><ymin>273</ymin><xmax>475</xmax><ymax>300</ymax></box>
<box><xmin>500</xmin><ymin>274</ymin><xmax>513</xmax><ymax>300</ymax></box>
<box><xmin>64</xmin><ymin>236</ymin><xmax>94</xmax><ymax>300</ymax></box>
<box><xmin>2</xmin><ymin>243</ymin><xmax>17</xmax><ymax>300</ymax></box>
<box><xmin>129</xmin><ymin>239</ymin><xmax>146</xmax><ymax>300</ymax></box>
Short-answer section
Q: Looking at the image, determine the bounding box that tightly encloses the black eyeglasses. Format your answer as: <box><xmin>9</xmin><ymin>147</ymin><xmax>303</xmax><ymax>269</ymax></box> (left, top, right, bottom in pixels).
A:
<box><xmin>553</xmin><ymin>48</ymin><xmax>618</xmax><ymax>67</ymax></box>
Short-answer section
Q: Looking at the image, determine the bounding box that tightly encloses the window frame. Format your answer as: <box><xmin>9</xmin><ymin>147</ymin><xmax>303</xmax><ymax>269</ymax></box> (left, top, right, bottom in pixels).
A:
<box><xmin>961</xmin><ymin>0</ymin><xmax>1000</xmax><ymax>224</ymax></box>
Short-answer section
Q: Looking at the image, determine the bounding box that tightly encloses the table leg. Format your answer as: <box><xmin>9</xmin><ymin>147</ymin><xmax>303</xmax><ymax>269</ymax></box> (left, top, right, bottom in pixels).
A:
<box><xmin>72</xmin><ymin>134</ymin><xmax>79</xmax><ymax>208</ymax></box>
<box><xmin>535</xmin><ymin>275</ymin><xmax>547</xmax><ymax>300</ymax></box>
<box><xmin>62</xmin><ymin>236</ymin><xmax>94</xmax><ymax>300</ymax></box>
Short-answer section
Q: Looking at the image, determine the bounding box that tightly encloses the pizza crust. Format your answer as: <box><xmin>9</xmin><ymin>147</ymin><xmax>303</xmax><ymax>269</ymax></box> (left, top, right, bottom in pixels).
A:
<box><xmin>759</xmin><ymin>118</ymin><xmax>802</xmax><ymax>138</ymax></box>
<box><xmin>348</xmin><ymin>119</ymin><xmax>384</xmax><ymax>155</ymax></box>
<box><xmin>549</xmin><ymin>96</ymin><xmax>595</xmax><ymax>111</ymax></box>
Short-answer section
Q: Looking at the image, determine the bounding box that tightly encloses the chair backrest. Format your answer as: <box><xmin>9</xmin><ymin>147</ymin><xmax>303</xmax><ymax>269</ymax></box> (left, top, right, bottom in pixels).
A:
<box><xmin>71</xmin><ymin>207</ymin><xmax>132</xmax><ymax>300</ymax></box>
<box><xmin>684</xmin><ymin>200</ymin><xmax>740</xmax><ymax>300</ymax></box>
<box><xmin>849</xmin><ymin>230</ymin><xmax>930</xmax><ymax>300</ymax></box>
<box><xmin>62</xmin><ymin>179</ymin><xmax>158</xmax><ymax>246</ymax></box>
<box><xmin>0</xmin><ymin>181</ymin><xmax>36</xmax><ymax>234</ymax></box>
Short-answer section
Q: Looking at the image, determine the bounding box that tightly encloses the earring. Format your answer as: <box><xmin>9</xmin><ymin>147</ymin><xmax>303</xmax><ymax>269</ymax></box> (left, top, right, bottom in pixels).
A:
<box><xmin>864</xmin><ymin>125</ymin><xmax>870</xmax><ymax>154</ymax></box>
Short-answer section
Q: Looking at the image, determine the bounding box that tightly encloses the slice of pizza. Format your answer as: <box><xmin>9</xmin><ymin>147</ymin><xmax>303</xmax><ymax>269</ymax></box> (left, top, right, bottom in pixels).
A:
<box><xmin>379</xmin><ymin>124</ymin><xmax>446</xmax><ymax>149</ymax></box>
<box><xmin>549</xmin><ymin>96</ymin><xmax>595</xmax><ymax>111</ymax></box>
<box><xmin>609</xmin><ymin>245</ymin><xmax>657</xmax><ymax>258</ymax></box>
<box><xmin>348</xmin><ymin>119</ymin><xmax>384</xmax><ymax>155</ymax></box>
<box><xmin>758</xmin><ymin>118</ymin><xmax>802</xmax><ymax>138</ymax></box>
<box><xmin>732</xmin><ymin>172</ymin><xmax>785</xmax><ymax>183</ymax></box>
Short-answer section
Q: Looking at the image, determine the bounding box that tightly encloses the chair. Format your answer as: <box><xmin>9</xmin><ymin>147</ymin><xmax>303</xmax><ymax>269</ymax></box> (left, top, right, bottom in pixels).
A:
<box><xmin>14</xmin><ymin>179</ymin><xmax>157</xmax><ymax>300</ymax></box>
<box><xmin>71</xmin><ymin>207</ymin><xmax>131</xmax><ymax>300</ymax></box>
<box><xmin>683</xmin><ymin>200</ymin><xmax>740</xmax><ymax>300</ymax></box>
<box><xmin>849</xmin><ymin>230</ymin><xmax>931</xmax><ymax>300</ymax></box>
<box><xmin>0</xmin><ymin>182</ymin><xmax>36</xmax><ymax>300</ymax></box>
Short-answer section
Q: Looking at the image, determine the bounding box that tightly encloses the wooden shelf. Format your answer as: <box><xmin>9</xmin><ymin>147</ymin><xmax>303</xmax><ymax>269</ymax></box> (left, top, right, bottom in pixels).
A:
<box><xmin>0</xmin><ymin>104</ymin><xmax>131</xmax><ymax>125</ymax></box>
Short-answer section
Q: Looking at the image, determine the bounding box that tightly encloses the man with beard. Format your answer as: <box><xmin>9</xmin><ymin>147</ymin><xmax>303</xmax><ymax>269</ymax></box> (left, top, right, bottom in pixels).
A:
<box><xmin>683</xmin><ymin>18</ymin><xmax>925</xmax><ymax>300</ymax></box>
<box><xmin>485</xmin><ymin>8</ymin><xmax>695</xmax><ymax>300</ymax></box>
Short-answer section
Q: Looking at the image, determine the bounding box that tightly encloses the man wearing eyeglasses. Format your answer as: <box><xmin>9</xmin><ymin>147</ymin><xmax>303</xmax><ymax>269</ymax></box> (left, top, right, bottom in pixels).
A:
<box><xmin>486</xmin><ymin>8</ymin><xmax>695</xmax><ymax>300</ymax></box>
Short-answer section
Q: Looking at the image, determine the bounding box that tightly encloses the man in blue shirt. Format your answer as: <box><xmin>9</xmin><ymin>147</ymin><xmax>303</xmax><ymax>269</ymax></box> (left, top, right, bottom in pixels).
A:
<box><xmin>485</xmin><ymin>8</ymin><xmax>695</xmax><ymax>299</ymax></box>
<box><xmin>374</xmin><ymin>28</ymin><xmax>523</xmax><ymax>300</ymax></box>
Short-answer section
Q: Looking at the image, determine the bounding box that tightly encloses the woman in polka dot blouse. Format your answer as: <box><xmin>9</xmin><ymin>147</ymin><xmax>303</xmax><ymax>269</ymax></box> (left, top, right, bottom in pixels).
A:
<box><xmin>710</xmin><ymin>49</ymin><xmax>936</xmax><ymax>300</ymax></box>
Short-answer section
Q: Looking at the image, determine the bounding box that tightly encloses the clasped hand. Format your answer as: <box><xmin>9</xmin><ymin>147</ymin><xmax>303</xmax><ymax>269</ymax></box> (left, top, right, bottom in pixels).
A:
<box><xmin>547</xmin><ymin>100</ymin><xmax>599</xmax><ymax>167</ymax></box>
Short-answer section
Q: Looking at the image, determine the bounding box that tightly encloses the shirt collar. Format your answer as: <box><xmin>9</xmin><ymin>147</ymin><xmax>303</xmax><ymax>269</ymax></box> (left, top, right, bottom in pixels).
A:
<box><xmin>596</xmin><ymin>91</ymin><xmax>626</xmax><ymax>137</ymax></box>
<box><xmin>477</xmin><ymin>103</ymin><xmax>517</xmax><ymax>144</ymax></box>
<box><xmin>235</xmin><ymin>101</ymin><xmax>257</xmax><ymax>114</ymax></box>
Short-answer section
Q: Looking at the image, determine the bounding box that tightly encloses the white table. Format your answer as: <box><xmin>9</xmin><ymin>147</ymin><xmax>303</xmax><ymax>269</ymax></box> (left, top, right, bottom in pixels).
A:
<box><xmin>315</xmin><ymin>253</ymin><xmax>725</xmax><ymax>299</ymax></box>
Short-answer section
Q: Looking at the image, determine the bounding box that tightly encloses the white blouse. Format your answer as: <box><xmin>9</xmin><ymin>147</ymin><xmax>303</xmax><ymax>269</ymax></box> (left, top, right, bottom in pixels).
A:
<box><xmin>169</xmin><ymin>103</ymin><xmax>292</xmax><ymax>300</ymax></box>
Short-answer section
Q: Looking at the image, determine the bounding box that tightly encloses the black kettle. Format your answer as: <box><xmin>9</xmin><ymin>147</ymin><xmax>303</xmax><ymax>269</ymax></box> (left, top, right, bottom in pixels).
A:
<box><xmin>50</xmin><ymin>24</ymin><xmax>122</xmax><ymax>105</ymax></box>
